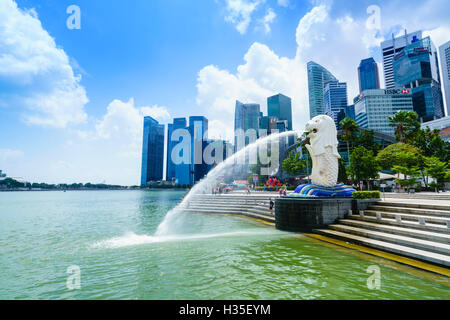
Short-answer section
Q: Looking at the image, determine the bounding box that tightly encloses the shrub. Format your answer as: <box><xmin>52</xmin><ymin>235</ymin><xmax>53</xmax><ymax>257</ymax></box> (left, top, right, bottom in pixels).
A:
<box><xmin>353</xmin><ymin>191</ymin><xmax>381</xmax><ymax>199</ymax></box>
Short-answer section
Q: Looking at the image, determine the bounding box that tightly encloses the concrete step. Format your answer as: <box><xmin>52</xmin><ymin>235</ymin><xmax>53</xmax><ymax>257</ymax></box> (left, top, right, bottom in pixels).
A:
<box><xmin>327</xmin><ymin>224</ymin><xmax>450</xmax><ymax>255</ymax></box>
<box><xmin>186</xmin><ymin>202</ymin><xmax>269</xmax><ymax>210</ymax></box>
<box><xmin>185</xmin><ymin>203</ymin><xmax>273</xmax><ymax>218</ymax></box>
<box><xmin>182</xmin><ymin>208</ymin><xmax>275</xmax><ymax>223</ymax></box>
<box><xmin>349</xmin><ymin>215</ymin><xmax>450</xmax><ymax>234</ymax></box>
<box><xmin>371</xmin><ymin>204</ymin><xmax>450</xmax><ymax>217</ymax></box>
<box><xmin>363</xmin><ymin>209</ymin><xmax>450</xmax><ymax>226</ymax></box>
<box><xmin>247</xmin><ymin>208</ymin><xmax>273</xmax><ymax>216</ymax></box>
<box><xmin>313</xmin><ymin>229</ymin><xmax>450</xmax><ymax>267</ymax></box>
<box><xmin>187</xmin><ymin>199</ymin><xmax>269</xmax><ymax>206</ymax></box>
<box><xmin>339</xmin><ymin>219</ymin><xmax>450</xmax><ymax>244</ymax></box>
<box><xmin>384</xmin><ymin>194</ymin><xmax>450</xmax><ymax>201</ymax></box>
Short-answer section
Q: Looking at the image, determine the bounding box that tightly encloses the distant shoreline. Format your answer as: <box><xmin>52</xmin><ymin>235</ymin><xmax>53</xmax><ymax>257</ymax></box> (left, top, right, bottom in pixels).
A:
<box><xmin>0</xmin><ymin>188</ymin><xmax>190</xmax><ymax>192</ymax></box>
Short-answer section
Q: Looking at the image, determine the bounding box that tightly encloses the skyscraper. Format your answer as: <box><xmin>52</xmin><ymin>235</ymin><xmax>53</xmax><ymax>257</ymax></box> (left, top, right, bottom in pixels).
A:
<box><xmin>267</xmin><ymin>94</ymin><xmax>292</xmax><ymax>130</ymax></box>
<box><xmin>358</xmin><ymin>58</ymin><xmax>380</xmax><ymax>92</ymax></box>
<box><xmin>234</xmin><ymin>101</ymin><xmax>261</xmax><ymax>151</ymax></box>
<box><xmin>439</xmin><ymin>41</ymin><xmax>450</xmax><ymax>116</ymax></box>
<box><xmin>323</xmin><ymin>80</ymin><xmax>348</xmax><ymax>127</ymax></box>
<box><xmin>381</xmin><ymin>30</ymin><xmax>422</xmax><ymax>89</ymax></box>
<box><xmin>166</xmin><ymin>118</ymin><xmax>187</xmax><ymax>182</ymax></box>
<box><xmin>307</xmin><ymin>61</ymin><xmax>337</xmax><ymax>119</ymax></box>
<box><xmin>189</xmin><ymin>116</ymin><xmax>209</xmax><ymax>183</ymax></box>
<box><xmin>267</xmin><ymin>93</ymin><xmax>294</xmax><ymax>145</ymax></box>
<box><xmin>393</xmin><ymin>36</ymin><xmax>445</xmax><ymax>122</ymax></box>
<box><xmin>140</xmin><ymin>116</ymin><xmax>165</xmax><ymax>186</ymax></box>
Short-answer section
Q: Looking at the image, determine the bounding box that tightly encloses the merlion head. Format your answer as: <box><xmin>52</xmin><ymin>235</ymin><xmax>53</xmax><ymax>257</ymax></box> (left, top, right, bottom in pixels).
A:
<box><xmin>305</xmin><ymin>115</ymin><xmax>339</xmax><ymax>157</ymax></box>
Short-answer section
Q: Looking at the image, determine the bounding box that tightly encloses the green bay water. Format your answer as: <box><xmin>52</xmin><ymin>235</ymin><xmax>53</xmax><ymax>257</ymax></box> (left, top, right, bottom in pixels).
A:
<box><xmin>0</xmin><ymin>190</ymin><xmax>448</xmax><ymax>299</ymax></box>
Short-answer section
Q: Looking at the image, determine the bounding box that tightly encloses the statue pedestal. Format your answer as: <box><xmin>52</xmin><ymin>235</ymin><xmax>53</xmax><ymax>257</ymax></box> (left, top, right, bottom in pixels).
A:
<box><xmin>275</xmin><ymin>197</ymin><xmax>353</xmax><ymax>232</ymax></box>
<box><xmin>293</xmin><ymin>184</ymin><xmax>355</xmax><ymax>197</ymax></box>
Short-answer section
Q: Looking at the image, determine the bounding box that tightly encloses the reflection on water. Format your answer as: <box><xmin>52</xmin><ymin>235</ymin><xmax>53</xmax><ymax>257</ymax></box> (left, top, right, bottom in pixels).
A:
<box><xmin>0</xmin><ymin>190</ymin><xmax>448</xmax><ymax>300</ymax></box>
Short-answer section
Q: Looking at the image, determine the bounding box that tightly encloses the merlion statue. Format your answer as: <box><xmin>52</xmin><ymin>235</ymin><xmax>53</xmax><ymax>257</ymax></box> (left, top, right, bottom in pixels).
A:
<box><xmin>292</xmin><ymin>114</ymin><xmax>354</xmax><ymax>197</ymax></box>
<box><xmin>304</xmin><ymin>115</ymin><xmax>341</xmax><ymax>187</ymax></box>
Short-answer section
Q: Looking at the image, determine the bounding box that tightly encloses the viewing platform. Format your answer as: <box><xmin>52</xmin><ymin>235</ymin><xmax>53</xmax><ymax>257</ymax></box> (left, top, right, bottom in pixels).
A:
<box><xmin>181</xmin><ymin>192</ymin><xmax>276</xmax><ymax>224</ymax></box>
<box><xmin>182</xmin><ymin>191</ymin><xmax>450</xmax><ymax>274</ymax></box>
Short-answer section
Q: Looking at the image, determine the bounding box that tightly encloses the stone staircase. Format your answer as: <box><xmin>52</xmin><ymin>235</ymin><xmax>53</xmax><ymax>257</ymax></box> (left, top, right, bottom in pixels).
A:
<box><xmin>384</xmin><ymin>193</ymin><xmax>450</xmax><ymax>200</ymax></box>
<box><xmin>314</xmin><ymin>201</ymin><xmax>450</xmax><ymax>267</ymax></box>
<box><xmin>181</xmin><ymin>194</ymin><xmax>275</xmax><ymax>223</ymax></box>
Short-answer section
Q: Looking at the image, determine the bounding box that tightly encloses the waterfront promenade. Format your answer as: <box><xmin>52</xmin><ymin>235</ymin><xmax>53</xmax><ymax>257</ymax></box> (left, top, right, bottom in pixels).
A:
<box><xmin>184</xmin><ymin>191</ymin><xmax>450</xmax><ymax>275</ymax></box>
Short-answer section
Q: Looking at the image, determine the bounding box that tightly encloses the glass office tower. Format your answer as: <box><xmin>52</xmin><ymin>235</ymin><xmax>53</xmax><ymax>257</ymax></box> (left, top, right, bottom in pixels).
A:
<box><xmin>358</xmin><ymin>58</ymin><xmax>380</xmax><ymax>92</ymax></box>
<box><xmin>189</xmin><ymin>116</ymin><xmax>209</xmax><ymax>184</ymax></box>
<box><xmin>381</xmin><ymin>30</ymin><xmax>423</xmax><ymax>89</ymax></box>
<box><xmin>267</xmin><ymin>93</ymin><xmax>294</xmax><ymax>145</ymax></box>
<box><xmin>323</xmin><ymin>80</ymin><xmax>348</xmax><ymax>128</ymax></box>
<box><xmin>166</xmin><ymin>118</ymin><xmax>187</xmax><ymax>182</ymax></box>
<box><xmin>393</xmin><ymin>36</ymin><xmax>445</xmax><ymax>122</ymax></box>
<box><xmin>267</xmin><ymin>94</ymin><xmax>292</xmax><ymax>130</ymax></box>
<box><xmin>307</xmin><ymin>61</ymin><xmax>337</xmax><ymax>119</ymax></box>
<box><xmin>234</xmin><ymin>101</ymin><xmax>261</xmax><ymax>151</ymax></box>
<box><xmin>439</xmin><ymin>41</ymin><xmax>450</xmax><ymax>116</ymax></box>
<box><xmin>140</xmin><ymin>116</ymin><xmax>165</xmax><ymax>186</ymax></box>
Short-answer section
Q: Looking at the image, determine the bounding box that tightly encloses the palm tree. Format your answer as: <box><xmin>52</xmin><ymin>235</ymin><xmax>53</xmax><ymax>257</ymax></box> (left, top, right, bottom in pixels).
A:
<box><xmin>388</xmin><ymin>111</ymin><xmax>420</xmax><ymax>143</ymax></box>
<box><xmin>339</xmin><ymin>117</ymin><xmax>360</xmax><ymax>164</ymax></box>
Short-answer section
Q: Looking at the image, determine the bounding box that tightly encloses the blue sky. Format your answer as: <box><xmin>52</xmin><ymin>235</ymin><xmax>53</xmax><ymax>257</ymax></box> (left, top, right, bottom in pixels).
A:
<box><xmin>0</xmin><ymin>0</ymin><xmax>449</xmax><ymax>185</ymax></box>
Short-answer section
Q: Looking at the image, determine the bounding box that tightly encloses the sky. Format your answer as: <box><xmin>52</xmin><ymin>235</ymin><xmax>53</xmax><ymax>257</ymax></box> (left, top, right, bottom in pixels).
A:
<box><xmin>0</xmin><ymin>0</ymin><xmax>449</xmax><ymax>185</ymax></box>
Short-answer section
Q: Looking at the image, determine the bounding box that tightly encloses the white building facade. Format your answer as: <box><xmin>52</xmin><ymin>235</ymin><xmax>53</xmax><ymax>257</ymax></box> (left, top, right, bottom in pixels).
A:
<box><xmin>354</xmin><ymin>89</ymin><xmax>414</xmax><ymax>137</ymax></box>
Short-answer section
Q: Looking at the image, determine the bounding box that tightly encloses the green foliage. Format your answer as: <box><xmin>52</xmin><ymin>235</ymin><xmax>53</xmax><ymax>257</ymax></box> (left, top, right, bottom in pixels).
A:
<box><xmin>425</xmin><ymin>157</ymin><xmax>448</xmax><ymax>183</ymax></box>
<box><xmin>338</xmin><ymin>157</ymin><xmax>348</xmax><ymax>184</ymax></box>
<box><xmin>353</xmin><ymin>191</ymin><xmax>381</xmax><ymax>199</ymax></box>
<box><xmin>388</xmin><ymin>110</ymin><xmax>420</xmax><ymax>143</ymax></box>
<box><xmin>412</xmin><ymin>127</ymin><xmax>450</xmax><ymax>162</ymax></box>
<box><xmin>376</xmin><ymin>143</ymin><xmax>423</xmax><ymax>170</ymax></box>
<box><xmin>357</xmin><ymin>129</ymin><xmax>381</xmax><ymax>156</ymax></box>
<box><xmin>0</xmin><ymin>178</ymin><xmax>25</xmax><ymax>188</ymax></box>
<box><xmin>347</xmin><ymin>146</ymin><xmax>380</xmax><ymax>188</ymax></box>
<box><xmin>282</xmin><ymin>150</ymin><xmax>306</xmax><ymax>176</ymax></box>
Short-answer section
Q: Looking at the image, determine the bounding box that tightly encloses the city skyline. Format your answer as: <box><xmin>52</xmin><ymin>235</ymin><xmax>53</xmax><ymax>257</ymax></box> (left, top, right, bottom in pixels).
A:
<box><xmin>1</xmin><ymin>0</ymin><xmax>450</xmax><ymax>185</ymax></box>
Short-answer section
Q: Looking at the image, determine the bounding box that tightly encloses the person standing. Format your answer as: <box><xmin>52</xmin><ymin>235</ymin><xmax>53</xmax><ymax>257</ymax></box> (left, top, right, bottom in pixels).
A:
<box><xmin>269</xmin><ymin>198</ymin><xmax>274</xmax><ymax>214</ymax></box>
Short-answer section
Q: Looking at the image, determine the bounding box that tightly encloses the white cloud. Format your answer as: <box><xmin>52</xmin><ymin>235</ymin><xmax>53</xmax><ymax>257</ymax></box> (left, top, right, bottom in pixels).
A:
<box><xmin>277</xmin><ymin>0</ymin><xmax>289</xmax><ymax>7</ymax></box>
<box><xmin>259</xmin><ymin>8</ymin><xmax>276</xmax><ymax>34</ymax></box>
<box><xmin>424</xmin><ymin>27</ymin><xmax>450</xmax><ymax>48</ymax></box>
<box><xmin>0</xmin><ymin>149</ymin><xmax>24</xmax><ymax>162</ymax></box>
<box><xmin>197</xmin><ymin>0</ymin><xmax>450</xmax><ymax>140</ymax></box>
<box><xmin>0</xmin><ymin>0</ymin><xmax>88</xmax><ymax>128</ymax></box>
<box><xmin>95</xmin><ymin>98</ymin><xmax>169</xmax><ymax>140</ymax></box>
<box><xmin>224</xmin><ymin>0</ymin><xmax>265</xmax><ymax>34</ymax></box>
<box><xmin>66</xmin><ymin>99</ymin><xmax>171</xmax><ymax>184</ymax></box>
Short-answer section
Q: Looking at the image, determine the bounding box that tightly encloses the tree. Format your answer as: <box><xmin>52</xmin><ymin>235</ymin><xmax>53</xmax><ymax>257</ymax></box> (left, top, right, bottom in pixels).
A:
<box><xmin>393</xmin><ymin>164</ymin><xmax>420</xmax><ymax>191</ymax></box>
<box><xmin>388</xmin><ymin>110</ymin><xmax>420</xmax><ymax>143</ymax></box>
<box><xmin>425</xmin><ymin>157</ymin><xmax>448</xmax><ymax>192</ymax></box>
<box><xmin>412</xmin><ymin>127</ymin><xmax>450</xmax><ymax>162</ymax></box>
<box><xmin>338</xmin><ymin>157</ymin><xmax>348</xmax><ymax>184</ymax></box>
<box><xmin>376</xmin><ymin>143</ymin><xmax>423</xmax><ymax>170</ymax></box>
<box><xmin>347</xmin><ymin>146</ymin><xmax>380</xmax><ymax>190</ymax></box>
<box><xmin>339</xmin><ymin>117</ymin><xmax>360</xmax><ymax>162</ymax></box>
<box><xmin>0</xmin><ymin>178</ymin><xmax>25</xmax><ymax>189</ymax></box>
<box><xmin>282</xmin><ymin>150</ymin><xmax>306</xmax><ymax>176</ymax></box>
<box><xmin>358</xmin><ymin>129</ymin><xmax>381</xmax><ymax>156</ymax></box>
